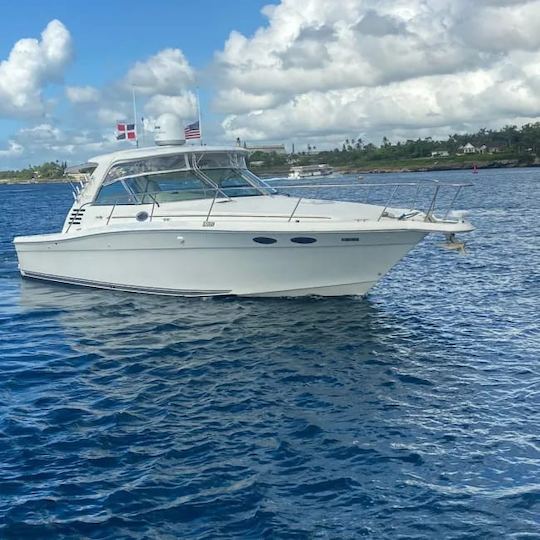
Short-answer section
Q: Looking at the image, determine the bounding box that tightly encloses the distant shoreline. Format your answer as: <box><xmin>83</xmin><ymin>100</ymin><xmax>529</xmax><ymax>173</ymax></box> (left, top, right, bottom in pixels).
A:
<box><xmin>0</xmin><ymin>177</ymin><xmax>69</xmax><ymax>185</ymax></box>
<box><xmin>1</xmin><ymin>158</ymin><xmax>539</xmax><ymax>185</ymax></box>
<box><xmin>255</xmin><ymin>158</ymin><xmax>540</xmax><ymax>178</ymax></box>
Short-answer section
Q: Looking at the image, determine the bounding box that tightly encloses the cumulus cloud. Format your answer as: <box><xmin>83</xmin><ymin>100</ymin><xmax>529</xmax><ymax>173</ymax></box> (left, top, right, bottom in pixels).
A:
<box><xmin>215</xmin><ymin>0</ymin><xmax>540</xmax><ymax>143</ymax></box>
<box><xmin>0</xmin><ymin>41</ymin><xmax>199</xmax><ymax>166</ymax></box>
<box><xmin>124</xmin><ymin>49</ymin><xmax>195</xmax><ymax>95</ymax></box>
<box><xmin>66</xmin><ymin>85</ymin><xmax>100</xmax><ymax>104</ymax></box>
<box><xmin>4</xmin><ymin>122</ymin><xmax>119</xmax><ymax>166</ymax></box>
<box><xmin>0</xmin><ymin>20</ymin><xmax>72</xmax><ymax>118</ymax></box>
<box><xmin>0</xmin><ymin>141</ymin><xmax>24</xmax><ymax>158</ymax></box>
<box><xmin>64</xmin><ymin>48</ymin><xmax>198</xmax><ymax>131</ymax></box>
<box><xmin>458</xmin><ymin>2</ymin><xmax>540</xmax><ymax>52</ymax></box>
<box><xmin>144</xmin><ymin>93</ymin><xmax>197</xmax><ymax>118</ymax></box>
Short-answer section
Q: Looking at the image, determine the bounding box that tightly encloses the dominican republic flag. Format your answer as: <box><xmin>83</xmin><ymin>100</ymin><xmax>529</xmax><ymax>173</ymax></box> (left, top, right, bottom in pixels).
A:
<box><xmin>184</xmin><ymin>121</ymin><xmax>201</xmax><ymax>140</ymax></box>
<box><xmin>117</xmin><ymin>122</ymin><xmax>136</xmax><ymax>140</ymax></box>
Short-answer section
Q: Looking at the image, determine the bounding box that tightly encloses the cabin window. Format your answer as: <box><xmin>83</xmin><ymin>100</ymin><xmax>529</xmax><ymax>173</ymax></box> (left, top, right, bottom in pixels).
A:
<box><xmin>94</xmin><ymin>181</ymin><xmax>137</xmax><ymax>205</ymax></box>
<box><xmin>194</xmin><ymin>152</ymin><xmax>246</xmax><ymax>170</ymax></box>
<box><xmin>253</xmin><ymin>237</ymin><xmax>277</xmax><ymax>244</ymax></box>
<box><xmin>104</xmin><ymin>154</ymin><xmax>190</xmax><ymax>183</ymax></box>
<box><xmin>95</xmin><ymin>172</ymin><xmax>213</xmax><ymax>205</ymax></box>
<box><xmin>125</xmin><ymin>172</ymin><xmax>213</xmax><ymax>203</ymax></box>
<box><xmin>290</xmin><ymin>237</ymin><xmax>317</xmax><ymax>244</ymax></box>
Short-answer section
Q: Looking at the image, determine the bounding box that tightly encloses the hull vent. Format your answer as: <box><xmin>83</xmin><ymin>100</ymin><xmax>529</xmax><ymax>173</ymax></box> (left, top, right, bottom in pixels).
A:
<box><xmin>68</xmin><ymin>208</ymin><xmax>86</xmax><ymax>225</ymax></box>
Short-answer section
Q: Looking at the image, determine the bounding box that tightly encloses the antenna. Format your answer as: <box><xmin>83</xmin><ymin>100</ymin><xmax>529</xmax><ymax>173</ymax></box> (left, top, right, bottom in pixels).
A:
<box><xmin>196</xmin><ymin>87</ymin><xmax>203</xmax><ymax>146</ymax></box>
<box><xmin>132</xmin><ymin>87</ymin><xmax>139</xmax><ymax>148</ymax></box>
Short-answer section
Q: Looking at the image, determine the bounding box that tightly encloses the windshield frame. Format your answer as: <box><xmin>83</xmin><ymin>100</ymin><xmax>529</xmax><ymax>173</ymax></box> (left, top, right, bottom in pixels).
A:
<box><xmin>93</xmin><ymin>150</ymin><xmax>273</xmax><ymax>206</ymax></box>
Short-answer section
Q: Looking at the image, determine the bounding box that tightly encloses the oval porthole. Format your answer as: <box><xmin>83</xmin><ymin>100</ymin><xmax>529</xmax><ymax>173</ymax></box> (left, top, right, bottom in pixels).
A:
<box><xmin>136</xmin><ymin>211</ymin><xmax>149</xmax><ymax>222</ymax></box>
<box><xmin>291</xmin><ymin>237</ymin><xmax>317</xmax><ymax>244</ymax></box>
<box><xmin>253</xmin><ymin>237</ymin><xmax>277</xmax><ymax>245</ymax></box>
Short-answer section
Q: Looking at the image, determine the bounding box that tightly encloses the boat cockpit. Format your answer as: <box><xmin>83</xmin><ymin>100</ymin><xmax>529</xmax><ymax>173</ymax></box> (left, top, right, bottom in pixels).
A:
<box><xmin>79</xmin><ymin>149</ymin><xmax>273</xmax><ymax>207</ymax></box>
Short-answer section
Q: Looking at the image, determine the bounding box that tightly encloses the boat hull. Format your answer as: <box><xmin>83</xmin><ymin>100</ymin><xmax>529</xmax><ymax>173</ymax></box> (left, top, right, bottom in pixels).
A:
<box><xmin>14</xmin><ymin>229</ymin><xmax>426</xmax><ymax>297</ymax></box>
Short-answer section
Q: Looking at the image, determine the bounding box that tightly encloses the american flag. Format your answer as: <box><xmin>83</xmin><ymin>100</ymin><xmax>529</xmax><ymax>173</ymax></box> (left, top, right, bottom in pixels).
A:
<box><xmin>117</xmin><ymin>122</ymin><xmax>136</xmax><ymax>140</ymax></box>
<box><xmin>184</xmin><ymin>121</ymin><xmax>201</xmax><ymax>140</ymax></box>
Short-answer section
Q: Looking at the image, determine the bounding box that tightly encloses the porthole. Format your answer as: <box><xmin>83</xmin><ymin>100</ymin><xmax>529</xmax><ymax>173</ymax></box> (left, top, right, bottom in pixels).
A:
<box><xmin>136</xmin><ymin>211</ymin><xmax>149</xmax><ymax>222</ymax></box>
<box><xmin>253</xmin><ymin>237</ymin><xmax>277</xmax><ymax>245</ymax></box>
<box><xmin>290</xmin><ymin>237</ymin><xmax>317</xmax><ymax>244</ymax></box>
<box><xmin>341</xmin><ymin>237</ymin><xmax>359</xmax><ymax>242</ymax></box>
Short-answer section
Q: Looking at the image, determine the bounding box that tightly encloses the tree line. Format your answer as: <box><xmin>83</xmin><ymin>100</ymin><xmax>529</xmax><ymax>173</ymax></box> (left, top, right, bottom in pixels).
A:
<box><xmin>0</xmin><ymin>161</ymin><xmax>67</xmax><ymax>180</ymax></box>
<box><xmin>249</xmin><ymin>122</ymin><xmax>540</xmax><ymax>168</ymax></box>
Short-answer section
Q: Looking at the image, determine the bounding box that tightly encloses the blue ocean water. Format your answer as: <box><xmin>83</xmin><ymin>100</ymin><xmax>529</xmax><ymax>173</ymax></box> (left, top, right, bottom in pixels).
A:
<box><xmin>0</xmin><ymin>169</ymin><xmax>539</xmax><ymax>539</ymax></box>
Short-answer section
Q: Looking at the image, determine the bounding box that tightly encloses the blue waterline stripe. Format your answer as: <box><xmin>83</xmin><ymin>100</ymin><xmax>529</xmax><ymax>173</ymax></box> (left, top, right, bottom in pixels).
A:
<box><xmin>21</xmin><ymin>271</ymin><xmax>231</xmax><ymax>297</ymax></box>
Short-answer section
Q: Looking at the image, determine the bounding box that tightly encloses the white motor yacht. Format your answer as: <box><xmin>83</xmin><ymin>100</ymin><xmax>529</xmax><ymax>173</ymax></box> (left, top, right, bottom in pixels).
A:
<box><xmin>13</xmin><ymin>127</ymin><xmax>473</xmax><ymax>297</ymax></box>
<box><xmin>289</xmin><ymin>164</ymin><xmax>333</xmax><ymax>179</ymax></box>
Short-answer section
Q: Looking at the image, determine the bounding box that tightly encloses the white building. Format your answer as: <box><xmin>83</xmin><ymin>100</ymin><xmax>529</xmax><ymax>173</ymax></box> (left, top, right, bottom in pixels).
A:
<box><xmin>461</xmin><ymin>143</ymin><xmax>477</xmax><ymax>154</ymax></box>
<box><xmin>431</xmin><ymin>150</ymin><xmax>450</xmax><ymax>157</ymax></box>
<box><xmin>245</xmin><ymin>144</ymin><xmax>287</xmax><ymax>155</ymax></box>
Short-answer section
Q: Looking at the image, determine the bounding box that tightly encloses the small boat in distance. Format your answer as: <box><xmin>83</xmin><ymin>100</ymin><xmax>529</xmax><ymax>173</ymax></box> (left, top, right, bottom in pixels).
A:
<box><xmin>13</xmin><ymin>117</ymin><xmax>474</xmax><ymax>297</ymax></box>
<box><xmin>288</xmin><ymin>164</ymin><xmax>333</xmax><ymax>179</ymax></box>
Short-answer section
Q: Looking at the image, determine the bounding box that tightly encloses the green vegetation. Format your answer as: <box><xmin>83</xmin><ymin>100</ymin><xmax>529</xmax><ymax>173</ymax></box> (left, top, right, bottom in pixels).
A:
<box><xmin>0</xmin><ymin>161</ymin><xmax>67</xmax><ymax>181</ymax></box>
<box><xmin>248</xmin><ymin>151</ymin><xmax>288</xmax><ymax>168</ymax></box>
<box><xmin>249</xmin><ymin>123</ymin><xmax>540</xmax><ymax>172</ymax></box>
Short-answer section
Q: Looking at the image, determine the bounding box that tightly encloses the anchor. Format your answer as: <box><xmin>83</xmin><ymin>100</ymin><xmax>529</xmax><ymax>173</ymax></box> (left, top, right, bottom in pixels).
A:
<box><xmin>442</xmin><ymin>233</ymin><xmax>467</xmax><ymax>254</ymax></box>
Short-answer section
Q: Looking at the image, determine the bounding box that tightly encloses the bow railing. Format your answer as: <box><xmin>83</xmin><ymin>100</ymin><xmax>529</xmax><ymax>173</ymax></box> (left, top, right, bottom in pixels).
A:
<box><xmin>77</xmin><ymin>179</ymin><xmax>472</xmax><ymax>229</ymax></box>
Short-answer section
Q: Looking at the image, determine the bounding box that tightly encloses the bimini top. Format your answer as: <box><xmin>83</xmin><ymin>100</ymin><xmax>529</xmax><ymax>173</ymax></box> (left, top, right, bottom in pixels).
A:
<box><xmin>71</xmin><ymin>145</ymin><xmax>262</xmax><ymax>206</ymax></box>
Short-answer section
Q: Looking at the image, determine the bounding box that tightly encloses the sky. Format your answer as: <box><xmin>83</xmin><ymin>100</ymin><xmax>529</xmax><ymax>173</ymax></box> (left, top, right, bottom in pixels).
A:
<box><xmin>2</xmin><ymin>0</ymin><xmax>540</xmax><ymax>168</ymax></box>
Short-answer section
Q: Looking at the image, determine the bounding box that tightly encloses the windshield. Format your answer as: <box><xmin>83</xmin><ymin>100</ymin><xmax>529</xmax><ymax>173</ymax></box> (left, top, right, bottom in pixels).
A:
<box><xmin>94</xmin><ymin>164</ymin><xmax>269</xmax><ymax>205</ymax></box>
<box><xmin>201</xmin><ymin>169</ymin><xmax>260</xmax><ymax>197</ymax></box>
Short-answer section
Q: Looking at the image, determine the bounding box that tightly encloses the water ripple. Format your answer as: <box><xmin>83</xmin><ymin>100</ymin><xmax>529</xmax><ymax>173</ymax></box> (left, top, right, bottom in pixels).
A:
<box><xmin>0</xmin><ymin>170</ymin><xmax>539</xmax><ymax>538</ymax></box>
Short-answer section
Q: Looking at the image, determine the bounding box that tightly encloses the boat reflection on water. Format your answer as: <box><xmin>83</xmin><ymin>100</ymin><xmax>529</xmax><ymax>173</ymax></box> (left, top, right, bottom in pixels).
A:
<box><xmin>18</xmin><ymin>279</ymin><xmax>408</xmax><ymax>369</ymax></box>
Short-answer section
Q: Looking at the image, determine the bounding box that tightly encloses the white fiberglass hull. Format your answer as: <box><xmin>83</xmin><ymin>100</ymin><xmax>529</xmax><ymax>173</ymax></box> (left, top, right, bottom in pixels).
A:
<box><xmin>14</xmin><ymin>228</ymin><xmax>426</xmax><ymax>297</ymax></box>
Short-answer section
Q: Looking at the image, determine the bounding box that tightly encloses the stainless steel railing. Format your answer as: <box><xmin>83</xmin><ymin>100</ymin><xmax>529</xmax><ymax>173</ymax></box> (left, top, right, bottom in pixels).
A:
<box><xmin>267</xmin><ymin>180</ymin><xmax>472</xmax><ymax>223</ymax></box>
<box><xmin>73</xmin><ymin>179</ymin><xmax>472</xmax><ymax>230</ymax></box>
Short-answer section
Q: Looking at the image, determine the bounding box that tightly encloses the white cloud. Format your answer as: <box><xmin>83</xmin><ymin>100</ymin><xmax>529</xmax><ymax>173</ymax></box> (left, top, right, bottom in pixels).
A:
<box><xmin>144</xmin><ymin>93</ymin><xmax>197</xmax><ymax>119</ymax></box>
<box><xmin>63</xmin><ymin>48</ymin><xmax>198</xmax><ymax>130</ymax></box>
<box><xmin>66</xmin><ymin>85</ymin><xmax>100</xmax><ymax>104</ymax></box>
<box><xmin>0</xmin><ymin>140</ymin><xmax>24</xmax><ymax>158</ymax></box>
<box><xmin>214</xmin><ymin>88</ymin><xmax>284</xmax><ymax>114</ymax></box>
<box><xmin>1</xmin><ymin>40</ymin><xmax>199</xmax><ymax>167</ymax></box>
<box><xmin>215</xmin><ymin>0</ymin><xmax>540</xmax><ymax>143</ymax></box>
<box><xmin>4</xmin><ymin>122</ymin><xmax>120</xmax><ymax>166</ymax></box>
<box><xmin>7</xmin><ymin>0</ymin><xmax>540</xmax><ymax>167</ymax></box>
<box><xmin>458</xmin><ymin>2</ymin><xmax>540</xmax><ymax>52</ymax></box>
<box><xmin>124</xmin><ymin>49</ymin><xmax>195</xmax><ymax>95</ymax></box>
<box><xmin>95</xmin><ymin>106</ymin><xmax>131</xmax><ymax>126</ymax></box>
<box><xmin>0</xmin><ymin>20</ymin><xmax>72</xmax><ymax>118</ymax></box>
<box><xmin>18</xmin><ymin>123</ymin><xmax>63</xmax><ymax>142</ymax></box>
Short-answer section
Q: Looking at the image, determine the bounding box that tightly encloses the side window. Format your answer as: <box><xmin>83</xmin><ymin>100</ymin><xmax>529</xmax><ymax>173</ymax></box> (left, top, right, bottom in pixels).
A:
<box><xmin>205</xmin><ymin>169</ymin><xmax>258</xmax><ymax>197</ymax></box>
<box><xmin>150</xmin><ymin>172</ymin><xmax>212</xmax><ymax>202</ymax></box>
<box><xmin>94</xmin><ymin>181</ymin><xmax>135</xmax><ymax>205</ymax></box>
